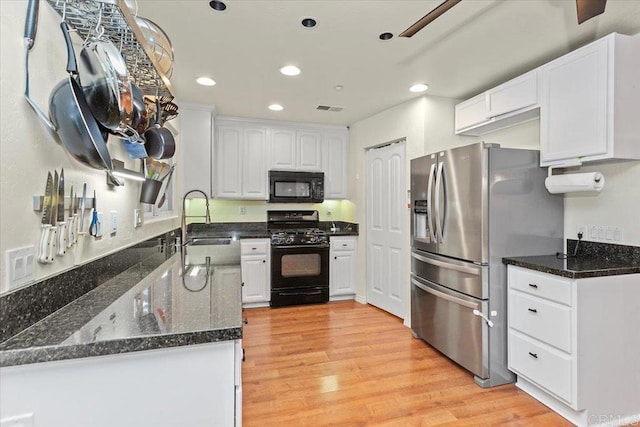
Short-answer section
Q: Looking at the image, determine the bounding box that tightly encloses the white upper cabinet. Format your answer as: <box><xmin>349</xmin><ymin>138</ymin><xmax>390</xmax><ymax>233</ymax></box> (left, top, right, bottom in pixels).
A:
<box><xmin>322</xmin><ymin>131</ymin><xmax>348</xmax><ymax>199</ymax></box>
<box><xmin>296</xmin><ymin>130</ymin><xmax>323</xmax><ymax>171</ymax></box>
<box><xmin>539</xmin><ymin>33</ymin><xmax>640</xmax><ymax>166</ymax></box>
<box><xmin>270</xmin><ymin>127</ymin><xmax>297</xmax><ymax>170</ymax></box>
<box><xmin>270</xmin><ymin>127</ymin><xmax>322</xmax><ymax>172</ymax></box>
<box><xmin>179</xmin><ymin>104</ymin><xmax>214</xmax><ymax>196</ymax></box>
<box><xmin>215</xmin><ymin>121</ymin><xmax>268</xmax><ymax>200</ymax></box>
<box><xmin>455</xmin><ymin>70</ymin><xmax>540</xmax><ymax>136</ymax></box>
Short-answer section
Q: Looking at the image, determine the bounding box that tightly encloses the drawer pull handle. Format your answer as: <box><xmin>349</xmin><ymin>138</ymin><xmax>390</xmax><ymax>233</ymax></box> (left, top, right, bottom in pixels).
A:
<box><xmin>342</xmin><ymin>243</ymin><xmax>347</xmax><ymax>247</ymax></box>
<box><xmin>528</xmin><ymin>283</ymin><xmax>538</xmax><ymax>289</ymax></box>
<box><xmin>252</xmin><ymin>247</ymin><xmax>257</xmax><ymax>250</ymax></box>
<box><xmin>528</xmin><ymin>308</ymin><xmax>538</xmax><ymax>313</ymax></box>
<box><xmin>528</xmin><ymin>352</ymin><xmax>538</xmax><ymax>359</ymax></box>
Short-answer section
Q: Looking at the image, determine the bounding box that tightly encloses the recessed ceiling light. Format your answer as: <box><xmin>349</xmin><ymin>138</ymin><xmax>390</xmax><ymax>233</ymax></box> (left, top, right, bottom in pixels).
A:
<box><xmin>268</xmin><ymin>104</ymin><xmax>284</xmax><ymax>111</ymax></box>
<box><xmin>280</xmin><ymin>65</ymin><xmax>301</xmax><ymax>76</ymax></box>
<box><xmin>196</xmin><ymin>77</ymin><xmax>216</xmax><ymax>86</ymax></box>
<box><xmin>301</xmin><ymin>17</ymin><xmax>317</xmax><ymax>29</ymax></box>
<box><xmin>209</xmin><ymin>1</ymin><xmax>227</xmax><ymax>11</ymax></box>
<box><xmin>334</xmin><ymin>85</ymin><xmax>344</xmax><ymax>91</ymax></box>
<box><xmin>409</xmin><ymin>83</ymin><xmax>429</xmax><ymax>93</ymax></box>
<box><xmin>379</xmin><ymin>32</ymin><xmax>394</xmax><ymax>41</ymax></box>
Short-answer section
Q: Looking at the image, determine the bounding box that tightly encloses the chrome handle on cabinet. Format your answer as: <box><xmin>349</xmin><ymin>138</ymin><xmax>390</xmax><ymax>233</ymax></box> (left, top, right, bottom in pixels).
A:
<box><xmin>528</xmin><ymin>308</ymin><xmax>538</xmax><ymax>313</ymax></box>
<box><xmin>242</xmin><ymin>349</ymin><xmax>246</xmax><ymax>362</ymax></box>
<box><xmin>528</xmin><ymin>352</ymin><xmax>538</xmax><ymax>359</ymax></box>
<box><xmin>529</xmin><ymin>283</ymin><xmax>538</xmax><ymax>289</ymax></box>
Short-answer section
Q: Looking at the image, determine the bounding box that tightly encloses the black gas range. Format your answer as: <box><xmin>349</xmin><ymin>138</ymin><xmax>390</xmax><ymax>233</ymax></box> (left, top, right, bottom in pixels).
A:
<box><xmin>267</xmin><ymin>210</ymin><xmax>329</xmax><ymax>307</ymax></box>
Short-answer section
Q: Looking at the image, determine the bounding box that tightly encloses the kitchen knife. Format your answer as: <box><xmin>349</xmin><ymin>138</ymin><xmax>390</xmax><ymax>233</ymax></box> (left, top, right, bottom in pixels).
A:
<box><xmin>79</xmin><ymin>183</ymin><xmax>87</xmax><ymax>233</ymax></box>
<box><xmin>56</xmin><ymin>169</ymin><xmax>67</xmax><ymax>255</ymax></box>
<box><xmin>67</xmin><ymin>186</ymin><xmax>75</xmax><ymax>248</ymax></box>
<box><xmin>72</xmin><ymin>189</ymin><xmax>79</xmax><ymax>244</ymax></box>
<box><xmin>38</xmin><ymin>172</ymin><xmax>55</xmax><ymax>263</ymax></box>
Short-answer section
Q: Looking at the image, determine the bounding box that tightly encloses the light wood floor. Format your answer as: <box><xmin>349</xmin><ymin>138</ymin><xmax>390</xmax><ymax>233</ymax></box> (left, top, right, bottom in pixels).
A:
<box><xmin>242</xmin><ymin>300</ymin><xmax>571</xmax><ymax>426</ymax></box>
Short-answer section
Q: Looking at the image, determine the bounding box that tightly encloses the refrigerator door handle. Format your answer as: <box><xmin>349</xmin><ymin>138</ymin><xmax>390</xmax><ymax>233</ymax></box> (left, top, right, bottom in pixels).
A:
<box><xmin>411</xmin><ymin>251</ymin><xmax>481</xmax><ymax>276</ymax></box>
<box><xmin>411</xmin><ymin>277</ymin><xmax>479</xmax><ymax>310</ymax></box>
<box><xmin>434</xmin><ymin>160</ymin><xmax>446</xmax><ymax>243</ymax></box>
<box><xmin>426</xmin><ymin>162</ymin><xmax>437</xmax><ymax>242</ymax></box>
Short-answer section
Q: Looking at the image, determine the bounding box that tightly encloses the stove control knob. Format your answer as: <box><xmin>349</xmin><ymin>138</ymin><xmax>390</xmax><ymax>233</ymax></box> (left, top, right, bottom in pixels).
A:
<box><xmin>285</xmin><ymin>237</ymin><xmax>294</xmax><ymax>244</ymax></box>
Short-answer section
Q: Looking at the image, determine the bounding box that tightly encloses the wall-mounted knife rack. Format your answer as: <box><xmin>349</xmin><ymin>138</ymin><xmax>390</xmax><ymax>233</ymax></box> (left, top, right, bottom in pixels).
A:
<box><xmin>44</xmin><ymin>0</ymin><xmax>174</xmax><ymax>103</ymax></box>
<box><xmin>32</xmin><ymin>196</ymin><xmax>94</xmax><ymax>212</ymax></box>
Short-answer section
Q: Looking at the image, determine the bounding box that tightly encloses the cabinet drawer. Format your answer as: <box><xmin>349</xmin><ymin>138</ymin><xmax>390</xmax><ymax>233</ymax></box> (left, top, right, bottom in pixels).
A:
<box><xmin>509</xmin><ymin>290</ymin><xmax>572</xmax><ymax>353</ymax></box>
<box><xmin>508</xmin><ymin>266</ymin><xmax>572</xmax><ymax>306</ymax></box>
<box><xmin>331</xmin><ymin>237</ymin><xmax>356</xmax><ymax>251</ymax></box>
<box><xmin>509</xmin><ymin>331</ymin><xmax>572</xmax><ymax>404</ymax></box>
<box><xmin>241</xmin><ymin>240</ymin><xmax>269</xmax><ymax>255</ymax></box>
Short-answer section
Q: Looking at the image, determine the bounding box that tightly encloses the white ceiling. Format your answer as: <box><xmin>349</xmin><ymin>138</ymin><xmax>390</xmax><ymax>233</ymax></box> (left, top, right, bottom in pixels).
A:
<box><xmin>137</xmin><ymin>0</ymin><xmax>640</xmax><ymax>126</ymax></box>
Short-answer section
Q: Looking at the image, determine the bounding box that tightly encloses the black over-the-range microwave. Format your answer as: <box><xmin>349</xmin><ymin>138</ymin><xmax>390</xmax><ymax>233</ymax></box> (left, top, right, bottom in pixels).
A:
<box><xmin>268</xmin><ymin>170</ymin><xmax>324</xmax><ymax>203</ymax></box>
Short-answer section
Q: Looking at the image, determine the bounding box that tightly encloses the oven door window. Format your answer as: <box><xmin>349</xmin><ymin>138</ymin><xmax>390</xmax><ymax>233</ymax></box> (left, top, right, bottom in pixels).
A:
<box><xmin>281</xmin><ymin>253</ymin><xmax>321</xmax><ymax>277</ymax></box>
<box><xmin>274</xmin><ymin>181</ymin><xmax>310</xmax><ymax>198</ymax></box>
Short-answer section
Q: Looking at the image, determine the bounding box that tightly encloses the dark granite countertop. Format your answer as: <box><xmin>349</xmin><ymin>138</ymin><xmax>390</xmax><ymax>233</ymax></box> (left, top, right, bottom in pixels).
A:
<box><xmin>503</xmin><ymin>255</ymin><xmax>640</xmax><ymax>279</ymax></box>
<box><xmin>0</xmin><ymin>244</ymin><xmax>242</xmax><ymax>367</ymax></box>
<box><xmin>186</xmin><ymin>221</ymin><xmax>359</xmax><ymax>238</ymax></box>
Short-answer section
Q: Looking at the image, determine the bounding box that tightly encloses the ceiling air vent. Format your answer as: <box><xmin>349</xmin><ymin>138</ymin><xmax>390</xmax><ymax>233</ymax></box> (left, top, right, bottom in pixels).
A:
<box><xmin>316</xmin><ymin>105</ymin><xmax>344</xmax><ymax>112</ymax></box>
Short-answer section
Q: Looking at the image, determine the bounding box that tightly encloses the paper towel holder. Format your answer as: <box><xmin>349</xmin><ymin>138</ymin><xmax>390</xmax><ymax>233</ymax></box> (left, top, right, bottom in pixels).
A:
<box><xmin>546</xmin><ymin>160</ymin><xmax>583</xmax><ymax>178</ymax></box>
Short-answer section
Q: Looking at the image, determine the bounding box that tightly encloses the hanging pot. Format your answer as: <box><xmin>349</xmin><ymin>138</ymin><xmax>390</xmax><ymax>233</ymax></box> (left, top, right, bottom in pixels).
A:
<box><xmin>143</xmin><ymin>98</ymin><xmax>175</xmax><ymax>160</ymax></box>
<box><xmin>48</xmin><ymin>22</ymin><xmax>112</xmax><ymax>171</ymax></box>
<box><xmin>77</xmin><ymin>18</ymin><xmax>136</xmax><ymax>140</ymax></box>
<box><xmin>130</xmin><ymin>83</ymin><xmax>150</xmax><ymax>136</ymax></box>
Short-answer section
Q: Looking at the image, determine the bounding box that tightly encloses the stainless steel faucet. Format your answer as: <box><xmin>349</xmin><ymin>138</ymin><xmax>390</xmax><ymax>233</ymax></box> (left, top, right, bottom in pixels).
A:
<box><xmin>181</xmin><ymin>189</ymin><xmax>211</xmax><ymax>244</ymax></box>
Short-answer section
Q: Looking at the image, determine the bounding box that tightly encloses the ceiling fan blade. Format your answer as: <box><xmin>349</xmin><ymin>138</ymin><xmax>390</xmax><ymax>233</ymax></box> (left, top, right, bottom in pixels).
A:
<box><xmin>399</xmin><ymin>0</ymin><xmax>462</xmax><ymax>38</ymax></box>
<box><xmin>576</xmin><ymin>0</ymin><xmax>607</xmax><ymax>24</ymax></box>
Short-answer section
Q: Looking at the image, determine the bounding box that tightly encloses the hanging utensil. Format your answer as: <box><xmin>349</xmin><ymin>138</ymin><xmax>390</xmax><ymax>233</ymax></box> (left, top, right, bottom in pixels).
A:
<box><xmin>56</xmin><ymin>169</ymin><xmax>67</xmax><ymax>256</ymax></box>
<box><xmin>48</xmin><ymin>20</ymin><xmax>113</xmax><ymax>171</ymax></box>
<box><xmin>79</xmin><ymin>183</ymin><xmax>87</xmax><ymax>233</ymax></box>
<box><xmin>157</xmin><ymin>164</ymin><xmax>176</xmax><ymax>208</ymax></box>
<box><xmin>78</xmin><ymin>6</ymin><xmax>136</xmax><ymax>139</ymax></box>
<box><xmin>38</xmin><ymin>171</ymin><xmax>55</xmax><ymax>264</ymax></box>
<box><xmin>143</xmin><ymin>98</ymin><xmax>175</xmax><ymax>160</ymax></box>
<box><xmin>89</xmin><ymin>190</ymin><xmax>100</xmax><ymax>237</ymax></box>
<box><xmin>67</xmin><ymin>186</ymin><xmax>75</xmax><ymax>248</ymax></box>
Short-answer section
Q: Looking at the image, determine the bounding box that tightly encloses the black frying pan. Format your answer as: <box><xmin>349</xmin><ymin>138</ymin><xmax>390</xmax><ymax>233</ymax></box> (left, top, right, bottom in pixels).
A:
<box><xmin>48</xmin><ymin>22</ymin><xmax>112</xmax><ymax>171</ymax></box>
<box><xmin>144</xmin><ymin>98</ymin><xmax>175</xmax><ymax>160</ymax></box>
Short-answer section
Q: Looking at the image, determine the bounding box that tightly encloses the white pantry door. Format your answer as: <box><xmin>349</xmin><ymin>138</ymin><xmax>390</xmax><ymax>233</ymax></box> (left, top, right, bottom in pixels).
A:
<box><xmin>366</xmin><ymin>141</ymin><xmax>406</xmax><ymax>319</ymax></box>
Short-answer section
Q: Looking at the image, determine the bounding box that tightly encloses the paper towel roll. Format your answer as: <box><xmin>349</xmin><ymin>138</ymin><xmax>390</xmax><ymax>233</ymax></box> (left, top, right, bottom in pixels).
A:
<box><xmin>545</xmin><ymin>172</ymin><xmax>605</xmax><ymax>194</ymax></box>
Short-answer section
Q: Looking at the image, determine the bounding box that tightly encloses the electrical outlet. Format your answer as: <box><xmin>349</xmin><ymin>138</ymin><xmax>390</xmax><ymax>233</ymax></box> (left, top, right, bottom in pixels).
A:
<box><xmin>110</xmin><ymin>211</ymin><xmax>117</xmax><ymax>235</ymax></box>
<box><xmin>326</xmin><ymin>210</ymin><xmax>332</xmax><ymax>217</ymax></box>
<box><xmin>239</xmin><ymin>206</ymin><xmax>246</xmax><ymax>215</ymax></box>
<box><xmin>0</xmin><ymin>413</ymin><xmax>34</xmax><ymax>427</ymax></box>
<box><xmin>5</xmin><ymin>246</ymin><xmax>35</xmax><ymax>290</ymax></box>
<box><xmin>133</xmin><ymin>209</ymin><xmax>142</xmax><ymax>228</ymax></box>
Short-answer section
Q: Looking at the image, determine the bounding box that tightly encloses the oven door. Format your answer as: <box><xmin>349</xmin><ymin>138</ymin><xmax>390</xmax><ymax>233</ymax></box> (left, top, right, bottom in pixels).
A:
<box><xmin>270</xmin><ymin>244</ymin><xmax>329</xmax><ymax>306</ymax></box>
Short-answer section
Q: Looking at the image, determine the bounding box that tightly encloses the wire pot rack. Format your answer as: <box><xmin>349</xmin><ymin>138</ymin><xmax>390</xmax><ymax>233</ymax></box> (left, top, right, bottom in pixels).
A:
<box><xmin>45</xmin><ymin>0</ymin><xmax>175</xmax><ymax>103</ymax></box>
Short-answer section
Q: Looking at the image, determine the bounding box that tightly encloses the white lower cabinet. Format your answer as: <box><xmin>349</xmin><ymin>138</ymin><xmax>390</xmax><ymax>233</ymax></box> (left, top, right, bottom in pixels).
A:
<box><xmin>329</xmin><ymin>236</ymin><xmax>357</xmax><ymax>298</ymax></box>
<box><xmin>507</xmin><ymin>266</ymin><xmax>640</xmax><ymax>426</ymax></box>
<box><xmin>240</xmin><ymin>239</ymin><xmax>270</xmax><ymax>305</ymax></box>
<box><xmin>0</xmin><ymin>341</ymin><xmax>241</xmax><ymax>427</ymax></box>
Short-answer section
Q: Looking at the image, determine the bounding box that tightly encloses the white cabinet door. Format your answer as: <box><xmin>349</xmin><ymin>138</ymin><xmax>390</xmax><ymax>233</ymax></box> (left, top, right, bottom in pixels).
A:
<box><xmin>241</xmin><ymin>255</ymin><xmax>269</xmax><ymax>303</ymax></box>
<box><xmin>540</xmin><ymin>38</ymin><xmax>609</xmax><ymax>165</ymax></box>
<box><xmin>454</xmin><ymin>93</ymin><xmax>487</xmax><ymax>132</ymax></box>
<box><xmin>323</xmin><ymin>131</ymin><xmax>348</xmax><ymax>199</ymax></box>
<box><xmin>540</xmin><ymin>33</ymin><xmax>640</xmax><ymax>166</ymax></box>
<box><xmin>180</xmin><ymin>106</ymin><xmax>213</xmax><ymax>195</ymax></box>
<box><xmin>215</xmin><ymin>126</ymin><xmax>242</xmax><ymax>198</ymax></box>
<box><xmin>330</xmin><ymin>237</ymin><xmax>357</xmax><ymax>296</ymax></box>
<box><xmin>241</xmin><ymin>239</ymin><xmax>270</xmax><ymax>304</ymax></box>
<box><xmin>270</xmin><ymin>127</ymin><xmax>297</xmax><ymax>170</ymax></box>
<box><xmin>297</xmin><ymin>130</ymin><xmax>323</xmax><ymax>171</ymax></box>
<box><xmin>487</xmin><ymin>70</ymin><xmax>538</xmax><ymax>118</ymax></box>
<box><xmin>242</xmin><ymin>126</ymin><xmax>268</xmax><ymax>199</ymax></box>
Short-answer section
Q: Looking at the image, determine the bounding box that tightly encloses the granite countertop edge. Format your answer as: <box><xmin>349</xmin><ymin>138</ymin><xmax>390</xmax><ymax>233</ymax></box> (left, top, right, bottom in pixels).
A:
<box><xmin>0</xmin><ymin>327</ymin><xmax>242</xmax><ymax>368</ymax></box>
<box><xmin>503</xmin><ymin>256</ymin><xmax>640</xmax><ymax>279</ymax></box>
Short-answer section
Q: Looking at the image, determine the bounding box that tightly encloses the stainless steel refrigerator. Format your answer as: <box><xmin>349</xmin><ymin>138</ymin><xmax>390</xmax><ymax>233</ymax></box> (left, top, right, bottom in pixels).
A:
<box><xmin>410</xmin><ymin>142</ymin><xmax>563</xmax><ymax>387</ymax></box>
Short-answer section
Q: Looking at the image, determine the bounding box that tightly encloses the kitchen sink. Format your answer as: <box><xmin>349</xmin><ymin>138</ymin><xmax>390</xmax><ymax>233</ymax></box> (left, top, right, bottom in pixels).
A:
<box><xmin>185</xmin><ymin>237</ymin><xmax>233</xmax><ymax>246</ymax></box>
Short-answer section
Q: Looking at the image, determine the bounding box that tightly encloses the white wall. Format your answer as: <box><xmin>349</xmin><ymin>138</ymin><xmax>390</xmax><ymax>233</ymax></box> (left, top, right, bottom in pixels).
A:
<box><xmin>0</xmin><ymin>1</ymin><xmax>179</xmax><ymax>294</ymax></box>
